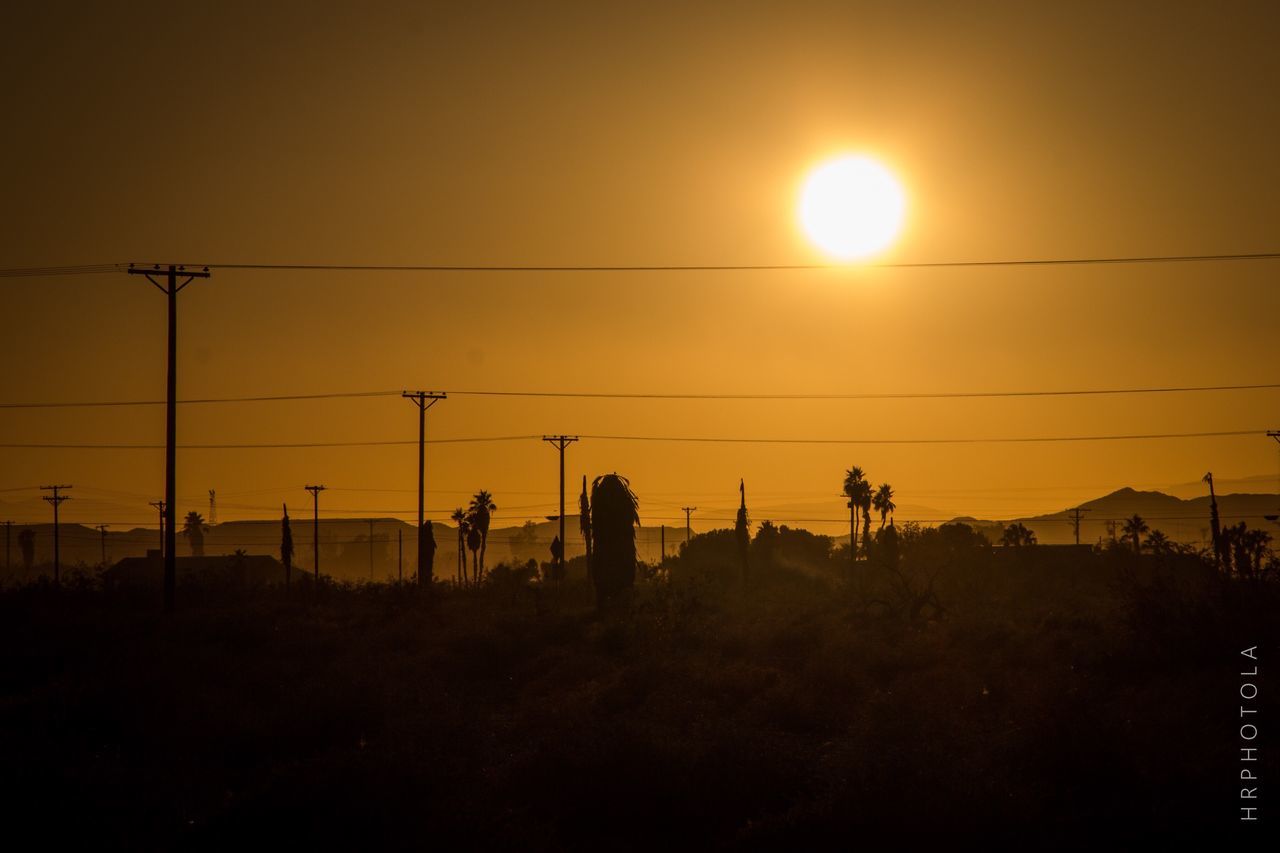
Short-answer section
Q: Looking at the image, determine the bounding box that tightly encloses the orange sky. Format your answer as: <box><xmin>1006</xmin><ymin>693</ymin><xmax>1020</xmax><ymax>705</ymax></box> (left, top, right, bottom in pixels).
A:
<box><xmin>2</xmin><ymin>2</ymin><xmax>1278</xmax><ymax>534</ymax></box>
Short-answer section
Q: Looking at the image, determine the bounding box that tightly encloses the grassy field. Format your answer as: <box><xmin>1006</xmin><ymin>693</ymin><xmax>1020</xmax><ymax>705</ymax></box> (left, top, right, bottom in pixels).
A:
<box><xmin>2</xmin><ymin>541</ymin><xmax>1274</xmax><ymax>848</ymax></box>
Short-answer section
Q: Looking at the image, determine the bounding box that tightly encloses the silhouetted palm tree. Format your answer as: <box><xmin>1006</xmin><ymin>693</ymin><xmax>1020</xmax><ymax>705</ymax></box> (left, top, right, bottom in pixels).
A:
<box><xmin>281</xmin><ymin>504</ymin><xmax>294</xmax><ymax>588</ymax></box>
<box><xmin>1121</xmin><ymin>514</ymin><xmax>1148</xmax><ymax>555</ymax></box>
<box><xmin>843</xmin><ymin>466</ymin><xmax>870</xmax><ymax>561</ymax></box>
<box><xmin>591</xmin><ymin>473</ymin><xmax>639</xmax><ymax>608</ymax></box>
<box><xmin>1143</xmin><ymin>529</ymin><xmax>1172</xmax><ymax>554</ymax></box>
<box><xmin>450</xmin><ymin>507</ymin><xmax>468</xmax><ymax>587</ymax></box>
<box><xmin>466</xmin><ymin>524</ymin><xmax>482</xmax><ymax>586</ymax></box>
<box><xmin>872</xmin><ymin>483</ymin><xmax>896</xmax><ymax>529</ymax></box>
<box><xmin>182</xmin><ymin>511</ymin><xmax>207</xmax><ymax>557</ymax></box>
<box><xmin>468</xmin><ymin>490</ymin><xmax>497</xmax><ymax>578</ymax></box>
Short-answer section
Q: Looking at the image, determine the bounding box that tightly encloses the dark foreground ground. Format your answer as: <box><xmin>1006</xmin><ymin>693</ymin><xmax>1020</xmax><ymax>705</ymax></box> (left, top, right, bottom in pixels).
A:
<box><xmin>2</xmin><ymin>554</ymin><xmax>1276</xmax><ymax>849</ymax></box>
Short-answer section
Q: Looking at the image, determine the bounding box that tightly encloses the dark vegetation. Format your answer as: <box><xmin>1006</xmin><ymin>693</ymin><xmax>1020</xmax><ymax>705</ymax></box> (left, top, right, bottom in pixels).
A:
<box><xmin>3</xmin><ymin>514</ymin><xmax>1276</xmax><ymax>849</ymax></box>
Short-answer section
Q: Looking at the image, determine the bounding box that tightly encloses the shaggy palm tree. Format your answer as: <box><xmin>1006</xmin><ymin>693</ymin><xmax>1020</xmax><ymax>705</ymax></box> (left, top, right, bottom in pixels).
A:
<box><xmin>466</xmin><ymin>524</ymin><xmax>482</xmax><ymax>586</ymax></box>
<box><xmin>590</xmin><ymin>473</ymin><xmax>639</xmax><ymax>608</ymax></box>
<box><xmin>1143</xmin><ymin>529</ymin><xmax>1172</xmax><ymax>554</ymax></box>
<box><xmin>182</xmin><ymin>511</ymin><xmax>207</xmax><ymax>557</ymax></box>
<box><xmin>468</xmin><ymin>490</ymin><xmax>497</xmax><ymax>576</ymax></box>
<box><xmin>281</xmin><ymin>504</ymin><xmax>294</xmax><ymax>588</ymax></box>
<box><xmin>450</xmin><ymin>507</ymin><xmax>468</xmax><ymax>587</ymax></box>
<box><xmin>872</xmin><ymin>483</ymin><xmax>896</xmax><ymax>529</ymax></box>
<box><xmin>843</xmin><ymin>466</ymin><xmax>870</xmax><ymax>563</ymax></box>
<box><xmin>735</xmin><ymin>479</ymin><xmax>751</xmax><ymax>588</ymax></box>
<box><xmin>579</xmin><ymin>475</ymin><xmax>593</xmax><ymax>585</ymax></box>
<box><xmin>1121</xmin><ymin>514</ymin><xmax>1148</xmax><ymax>555</ymax></box>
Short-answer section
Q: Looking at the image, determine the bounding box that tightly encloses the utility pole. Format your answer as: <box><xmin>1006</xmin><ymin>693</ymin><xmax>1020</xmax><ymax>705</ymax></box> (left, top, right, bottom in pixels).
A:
<box><xmin>660</xmin><ymin>524</ymin><xmax>665</xmax><ymax>564</ymax></box>
<box><xmin>148</xmin><ymin>500</ymin><xmax>166</xmax><ymax>557</ymax></box>
<box><xmin>542</xmin><ymin>436</ymin><xmax>579</xmax><ymax>579</ymax></box>
<box><xmin>208</xmin><ymin>489</ymin><xmax>217</xmax><ymax>526</ymax></box>
<box><xmin>96</xmin><ymin>524</ymin><xmax>109</xmax><ymax>567</ymax></box>
<box><xmin>305</xmin><ymin>485</ymin><xmax>326</xmax><ymax>585</ymax></box>
<box><xmin>398</xmin><ymin>527</ymin><xmax>403</xmax><ymax>583</ymax></box>
<box><xmin>4</xmin><ymin>520</ymin><xmax>10</xmax><ymax>572</ymax></box>
<box><xmin>1066</xmin><ymin>507</ymin><xmax>1091</xmax><ymax>546</ymax></box>
<box><xmin>403</xmin><ymin>391</ymin><xmax>447</xmax><ymax>585</ymax></box>
<box><xmin>40</xmin><ymin>485</ymin><xmax>71</xmax><ymax>586</ymax></box>
<box><xmin>366</xmin><ymin>519</ymin><xmax>376</xmax><ymax>581</ymax></box>
<box><xmin>127</xmin><ymin>263</ymin><xmax>210</xmax><ymax>611</ymax></box>
<box><xmin>682</xmin><ymin>507</ymin><xmax>697</xmax><ymax>547</ymax></box>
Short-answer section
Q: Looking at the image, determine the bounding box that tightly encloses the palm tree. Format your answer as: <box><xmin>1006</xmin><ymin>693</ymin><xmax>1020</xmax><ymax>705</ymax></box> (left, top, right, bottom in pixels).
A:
<box><xmin>591</xmin><ymin>473</ymin><xmax>639</xmax><ymax>608</ymax></box>
<box><xmin>281</xmin><ymin>504</ymin><xmax>294</xmax><ymax>588</ymax></box>
<box><xmin>1121</xmin><ymin>514</ymin><xmax>1148</xmax><ymax>555</ymax></box>
<box><xmin>468</xmin><ymin>490</ymin><xmax>497</xmax><ymax>579</ymax></box>
<box><xmin>1143</xmin><ymin>529</ymin><xmax>1172</xmax><ymax>554</ymax></box>
<box><xmin>579</xmin><ymin>475</ymin><xmax>593</xmax><ymax>585</ymax></box>
<box><xmin>450</xmin><ymin>507</ymin><xmax>468</xmax><ymax>587</ymax></box>
<box><xmin>182</xmin><ymin>511</ymin><xmax>207</xmax><ymax>557</ymax></box>
<box><xmin>872</xmin><ymin>483</ymin><xmax>896</xmax><ymax>529</ymax></box>
<box><xmin>466</xmin><ymin>525</ymin><xmax>482</xmax><ymax>586</ymax></box>
<box><xmin>843</xmin><ymin>466</ymin><xmax>870</xmax><ymax>563</ymax></box>
<box><xmin>735</xmin><ymin>479</ymin><xmax>751</xmax><ymax>588</ymax></box>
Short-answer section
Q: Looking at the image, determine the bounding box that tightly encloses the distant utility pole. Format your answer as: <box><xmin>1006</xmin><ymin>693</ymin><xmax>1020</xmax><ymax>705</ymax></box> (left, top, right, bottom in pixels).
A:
<box><xmin>398</xmin><ymin>527</ymin><xmax>403</xmax><ymax>583</ymax></box>
<box><xmin>1269</xmin><ymin>431</ymin><xmax>1280</xmax><ymax>492</ymax></box>
<box><xmin>682</xmin><ymin>507</ymin><xmax>697</xmax><ymax>546</ymax></box>
<box><xmin>4</xmin><ymin>520</ymin><xmax>10</xmax><ymax>572</ymax></box>
<box><xmin>366</xmin><ymin>519</ymin><xmax>376</xmax><ymax>581</ymax></box>
<box><xmin>40</xmin><ymin>485</ymin><xmax>71</xmax><ymax>586</ymax></box>
<box><xmin>305</xmin><ymin>485</ymin><xmax>326</xmax><ymax>584</ymax></box>
<box><xmin>403</xmin><ymin>391</ymin><xmax>447</xmax><ymax>585</ymax></box>
<box><xmin>1066</xmin><ymin>507</ymin><xmax>1091</xmax><ymax>545</ymax></box>
<box><xmin>148</xmin><ymin>500</ymin><xmax>166</xmax><ymax>557</ymax></box>
<box><xmin>127</xmin><ymin>263</ymin><xmax>210</xmax><ymax>612</ymax></box>
<box><xmin>96</xmin><ymin>524</ymin><xmax>109</xmax><ymax>566</ymax></box>
<box><xmin>543</xmin><ymin>436</ymin><xmax>579</xmax><ymax>578</ymax></box>
<box><xmin>660</xmin><ymin>524</ymin><xmax>665</xmax><ymax>563</ymax></box>
<box><xmin>208</xmin><ymin>489</ymin><xmax>217</xmax><ymax>526</ymax></box>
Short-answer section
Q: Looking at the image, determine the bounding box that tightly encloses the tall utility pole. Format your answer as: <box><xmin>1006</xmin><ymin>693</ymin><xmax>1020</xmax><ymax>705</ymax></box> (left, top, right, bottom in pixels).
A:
<box><xmin>1066</xmin><ymin>507</ymin><xmax>1091</xmax><ymax>545</ymax></box>
<box><xmin>305</xmin><ymin>485</ymin><xmax>326</xmax><ymax>584</ymax></box>
<box><xmin>4</xmin><ymin>520</ymin><xmax>10</xmax><ymax>572</ymax></box>
<box><xmin>542</xmin><ymin>436</ymin><xmax>579</xmax><ymax>578</ymax></box>
<box><xmin>148</xmin><ymin>500</ymin><xmax>166</xmax><ymax>557</ymax></box>
<box><xmin>403</xmin><ymin>391</ymin><xmax>447</xmax><ymax>585</ymax></box>
<box><xmin>208</xmin><ymin>490</ymin><xmax>217</xmax><ymax>526</ymax></box>
<box><xmin>127</xmin><ymin>263</ymin><xmax>210</xmax><ymax>612</ymax></box>
<box><xmin>682</xmin><ymin>507</ymin><xmax>697</xmax><ymax>546</ymax></box>
<box><xmin>96</xmin><ymin>524</ymin><xmax>109</xmax><ymax>566</ymax></box>
<box><xmin>1269</xmin><ymin>431</ymin><xmax>1280</xmax><ymax>492</ymax></box>
<box><xmin>40</xmin><ymin>485</ymin><xmax>71</xmax><ymax>586</ymax></box>
<box><xmin>660</xmin><ymin>524</ymin><xmax>665</xmax><ymax>564</ymax></box>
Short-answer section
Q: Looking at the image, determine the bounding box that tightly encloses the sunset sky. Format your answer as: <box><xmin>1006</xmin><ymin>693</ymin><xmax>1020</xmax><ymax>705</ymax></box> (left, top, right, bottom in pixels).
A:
<box><xmin>2</xmin><ymin>2</ymin><xmax>1278</xmax><ymax>534</ymax></box>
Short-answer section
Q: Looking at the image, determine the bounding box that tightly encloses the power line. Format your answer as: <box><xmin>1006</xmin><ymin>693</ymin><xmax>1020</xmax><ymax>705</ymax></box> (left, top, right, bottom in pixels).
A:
<box><xmin>5</xmin><ymin>250</ymin><xmax>1280</xmax><ymax>278</ymax></box>
<box><xmin>3</xmin><ymin>380</ymin><xmax>1278</xmax><ymax>409</ymax></box>
<box><xmin>0</xmin><ymin>427</ymin><xmax>1265</xmax><ymax>450</ymax></box>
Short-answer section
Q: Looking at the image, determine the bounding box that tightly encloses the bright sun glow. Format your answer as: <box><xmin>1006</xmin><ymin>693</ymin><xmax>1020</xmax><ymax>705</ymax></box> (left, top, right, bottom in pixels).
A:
<box><xmin>798</xmin><ymin>155</ymin><xmax>906</xmax><ymax>260</ymax></box>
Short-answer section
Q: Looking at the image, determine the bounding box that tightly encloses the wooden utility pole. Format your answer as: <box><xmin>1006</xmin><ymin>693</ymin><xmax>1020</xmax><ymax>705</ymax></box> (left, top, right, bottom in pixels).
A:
<box><xmin>127</xmin><ymin>263</ymin><xmax>210</xmax><ymax>611</ymax></box>
<box><xmin>403</xmin><ymin>391</ymin><xmax>446</xmax><ymax>585</ymax></box>
<box><xmin>40</xmin><ymin>485</ymin><xmax>71</xmax><ymax>586</ymax></box>
<box><xmin>148</xmin><ymin>500</ymin><xmax>166</xmax><ymax>557</ymax></box>
<box><xmin>682</xmin><ymin>507</ymin><xmax>697</xmax><ymax>547</ymax></box>
<box><xmin>542</xmin><ymin>436</ymin><xmax>579</xmax><ymax>578</ymax></box>
<box><xmin>96</xmin><ymin>524</ymin><xmax>109</xmax><ymax>566</ymax></box>
<box><xmin>660</xmin><ymin>524</ymin><xmax>665</xmax><ymax>564</ymax></box>
<box><xmin>1066</xmin><ymin>507</ymin><xmax>1091</xmax><ymax>545</ymax></box>
<box><xmin>305</xmin><ymin>485</ymin><xmax>326</xmax><ymax>584</ymax></box>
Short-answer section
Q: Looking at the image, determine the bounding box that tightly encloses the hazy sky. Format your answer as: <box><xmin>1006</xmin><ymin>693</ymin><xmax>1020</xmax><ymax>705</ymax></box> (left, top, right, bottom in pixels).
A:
<box><xmin>2</xmin><ymin>1</ymin><xmax>1278</xmax><ymax>533</ymax></box>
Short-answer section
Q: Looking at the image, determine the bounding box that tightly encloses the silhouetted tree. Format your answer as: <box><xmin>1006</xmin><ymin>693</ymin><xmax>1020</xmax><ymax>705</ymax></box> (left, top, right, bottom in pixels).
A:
<box><xmin>281</xmin><ymin>504</ymin><xmax>294</xmax><ymax>588</ymax></box>
<box><xmin>18</xmin><ymin>528</ymin><xmax>34</xmax><ymax>570</ymax></box>
<box><xmin>182</xmin><ymin>511</ymin><xmax>207</xmax><ymax>557</ymax></box>
<box><xmin>591</xmin><ymin>473</ymin><xmax>639</xmax><ymax>608</ymax></box>
<box><xmin>549</xmin><ymin>536</ymin><xmax>564</xmax><ymax>582</ymax></box>
<box><xmin>450</xmin><ymin>507</ymin><xmax>468</xmax><ymax>587</ymax></box>
<box><xmin>579</xmin><ymin>475</ymin><xmax>593</xmax><ymax>585</ymax></box>
<box><xmin>1143</xmin><ymin>529</ymin><xmax>1172</xmax><ymax>555</ymax></box>
<box><xmin>735</xmin><ymin>479</ymin><xmax>751</xmax><ymax>588</ymax></box>
<box><xmin>872</xmin><ymin>483</ymin><xmax>895</xmax><ymax>529</ymax></box>
<box><xmin>754</xmin><ymin>520</ymin><xmax>778</xmax><ymax>574</ymax></box>
<box><xmin>466</xmin><ymin>524</ymin><xmax>482</xmax><ymax>586</ymax></box>
<box><xmin>1121</xmin><ymin>514</ymin><xmax>1148</xmax><ymax>555</ymax></box>
<box><xmin>1000</xmin><ymin>522</ymin><xmax>1037</xmax><ymax>547</ymax></box>
<box><xmin>468</xmin><ymin>490</ymin><xmax>497</xmax><ymax>578</ymax></box>
<box><xmin>843</xmin><ymin>466</ymin><xmax>870</xmax><ymax>562</ymax></box>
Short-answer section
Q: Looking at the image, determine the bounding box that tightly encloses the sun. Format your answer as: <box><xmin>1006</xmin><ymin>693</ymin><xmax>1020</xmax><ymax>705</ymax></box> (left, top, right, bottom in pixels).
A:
<box><xmin>798</xmin><ymin>155</ymin><xmax>906</xmax><ymax>260</ymax></box>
